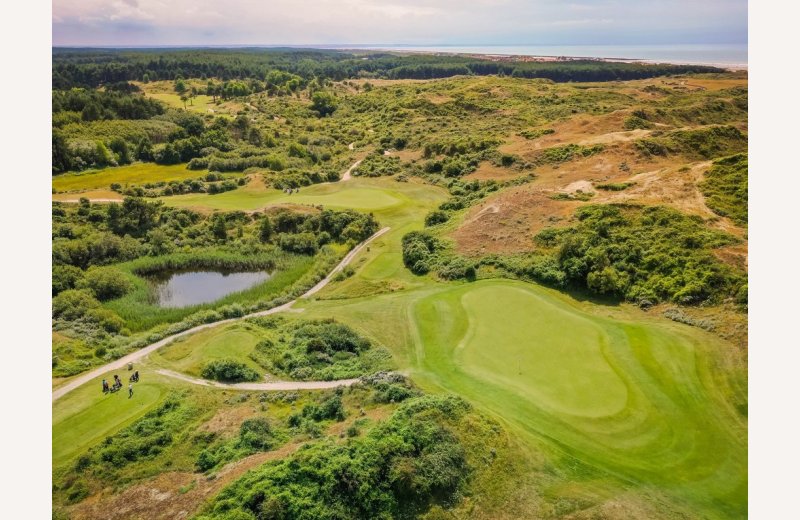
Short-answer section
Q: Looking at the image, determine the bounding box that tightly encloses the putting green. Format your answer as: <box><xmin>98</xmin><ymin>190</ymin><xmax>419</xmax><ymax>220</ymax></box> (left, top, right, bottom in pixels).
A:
<box><xmin>409</xmin><ymin>280</ymin><xmax>746</xmax><ymax>518</ymax></box>
<box><xmin>457</xmin><ymin>285</ymin><xmax>627</xmax><ymax>417</ymax></box>
<box><xmin>300</xmin><ymin>278</ymin><xmax>746</xmax><ymax>518</ymax></box>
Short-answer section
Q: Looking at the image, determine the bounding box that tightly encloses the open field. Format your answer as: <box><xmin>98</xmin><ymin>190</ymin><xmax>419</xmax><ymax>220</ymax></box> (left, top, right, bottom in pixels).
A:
<box><xmin>164</xmin><ymin>177</ymin><xmax>412</xmax><ymax>213</ymax></box>
<box><xmin>52</xmin><ymin>163</ymin><xmax>204</xmax><ymax>193</ymax></box>
<box><xmin>134</xmin><ymin>80</ymin><xmax>245</xmax><ymax>115</ymax></box>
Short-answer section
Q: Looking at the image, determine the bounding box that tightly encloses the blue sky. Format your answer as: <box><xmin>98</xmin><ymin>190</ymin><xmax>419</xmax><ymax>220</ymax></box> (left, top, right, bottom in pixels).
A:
<box><xmin>52</xmin><ymin>0</ymin><xmax>747</xmax><ymax>47</ymax></box>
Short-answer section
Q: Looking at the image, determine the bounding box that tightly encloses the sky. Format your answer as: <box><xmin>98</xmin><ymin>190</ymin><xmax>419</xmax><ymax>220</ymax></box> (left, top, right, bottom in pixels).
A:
<box><xmin>52</xmin><ymin>0</ymin><xmax>747</xmax><ymax>47</ymax></box>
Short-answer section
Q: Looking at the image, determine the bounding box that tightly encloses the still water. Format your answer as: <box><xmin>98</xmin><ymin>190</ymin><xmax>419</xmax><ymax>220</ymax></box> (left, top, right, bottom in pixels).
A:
<box><xmin>147</xmin><ymin>269</ymin><xmax>272</xmax><ymax>308</ymax></box>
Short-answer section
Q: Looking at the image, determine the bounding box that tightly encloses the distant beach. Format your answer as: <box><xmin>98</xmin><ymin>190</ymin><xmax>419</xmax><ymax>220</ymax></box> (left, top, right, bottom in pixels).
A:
<box><xmin>321</xmin><ymin>44</ymin><xmax>748</xmax><ymax>71</ymax></box>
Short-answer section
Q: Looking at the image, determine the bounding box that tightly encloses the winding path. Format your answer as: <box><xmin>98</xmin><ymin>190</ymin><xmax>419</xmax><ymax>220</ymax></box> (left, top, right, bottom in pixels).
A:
<box><xmin>340</xmin><ymin>158</ymin><xmax>361</xmax><ymax>182</ymax></box>
<box><xmin>156</xmin><ymin>369</ymin><xmax>359</xmax><ymax>390</ymax></box>
<box><xmin>52</xmin><ymin>226</ymin><xmax>390</xmax><ymax>402</ymax></box>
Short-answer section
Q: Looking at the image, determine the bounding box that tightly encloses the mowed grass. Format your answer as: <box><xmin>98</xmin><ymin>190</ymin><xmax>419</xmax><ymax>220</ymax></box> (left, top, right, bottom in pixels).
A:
<box><xmin>164</xmin><ymin>178</ymin><xmax>407</xmax><ymax>213</ymax></box>
<box><xmin>150</xmin><ymin>322</ymin><xmax>263</xmax><ymax>377</ymax></box>
<box><xmin>52</xmin><ymin>373</ymin><xmax>169</xmax><ymax>469</ymax></box>
<box><xmin>52</xmin><ymin>163</ymin><xmax>203</xmax><ymax>192</ymax></box>
<box><xmin>299</xmin><ymin>278</ymin><xmax>747</xmax><ymax>519</ymax></box>
<box><xmin>413</xmin><ymin>281</ymin><xmax>747</xmax><ymax>519</ymax></box>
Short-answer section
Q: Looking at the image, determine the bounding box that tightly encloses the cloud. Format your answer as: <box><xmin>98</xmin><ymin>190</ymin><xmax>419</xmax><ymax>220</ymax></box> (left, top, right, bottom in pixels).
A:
<box><xmin>52</xmin><ymin>0</ymin><xmax>747</xmax><ymax>46</ymax></box>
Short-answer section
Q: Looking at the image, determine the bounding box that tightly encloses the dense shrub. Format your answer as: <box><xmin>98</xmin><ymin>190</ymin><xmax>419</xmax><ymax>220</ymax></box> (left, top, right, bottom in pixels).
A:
<box><xmin>197</xmin><ymin>395</ymin><xmax>471</xmax><ymax>520</ymax></box>
<box><xmin>201</xmin><ymin>359</ymin><xmax>261</xmax><ymax>382</ymax></box>
<box><xmin>279</xmin><ymin>232</ymin><xmax>319</xmax><ymax>255</ymax></box>
<box><xmin>425</xmin><ymin>210</ymin><xmax>450</xmax><ymax>227</ymax></box>
<box><xmin>402</xmin><ymin>231</ymin><xmax>443</xmax><ymax>275</ymax></box>
<box><xmin>537</xmin><ymin>204</ymin><xmax>745</xmax><ymax>304</ymax></box>
<box><xmin>247</xmin><ymin>317</ymin><xmax>389</xmax><ymax>381</ymax></box>
<box><xmin>78</xmin><ymin>266</ymin><xmax>133</xmax><ymax>300</ymax></box>
<box><xmin>52</xmin><ymin>289</ymin><xmax>101</xmax><ymax>321</ymax></box>
<box><xmin>52</xmin><ymin>265</ymin><xmax>84</xmax><ymax>295</ymax></box>
<box><xmin>699</xmin><ymin>153</ymin><xmax>748</xmax><ymax>225</ymax></box>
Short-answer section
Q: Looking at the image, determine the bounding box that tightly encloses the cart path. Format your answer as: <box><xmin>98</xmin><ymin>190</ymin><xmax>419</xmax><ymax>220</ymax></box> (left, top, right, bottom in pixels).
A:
<box><xmin>340</xmin><ymin>158</ymin><xmax>361</xmax><ymax>182</ymax></box>
<box><xmin>155</xmin><ymin>369</ymin><xmax>360</xmax><ymax>390</ymax></box>
<box><xmin>52</xmin><ymin>226</ymin><xmax>390</xmax><ymax>401</ymax></box>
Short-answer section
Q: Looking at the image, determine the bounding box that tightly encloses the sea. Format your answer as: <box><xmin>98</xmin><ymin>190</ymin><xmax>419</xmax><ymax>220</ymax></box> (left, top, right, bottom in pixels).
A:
<box><xmin>323</xmin><ymin>44</ymin><xmax>748</xmax><ymax>69</ymax></box>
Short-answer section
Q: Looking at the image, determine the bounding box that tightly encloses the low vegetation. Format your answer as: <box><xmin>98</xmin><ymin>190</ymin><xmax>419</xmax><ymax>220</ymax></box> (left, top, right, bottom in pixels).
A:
<box><xmin>197</xmin><ymin>395</ymin><xmax>473</xmax><ymax>520</ymax></box>
<box><xmin>700</xmin><ymin>153</ymin><xmax>748</xmax><ymax>225</ymax></box>
<box><xmin>246</xmin><ymin>316</ymin><xmax>392</xmax><ymax>381</ymax></box>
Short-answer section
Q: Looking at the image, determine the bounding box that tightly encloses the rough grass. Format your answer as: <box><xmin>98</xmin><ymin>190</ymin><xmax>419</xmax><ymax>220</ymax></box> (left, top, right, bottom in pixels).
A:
<box><xmin>52</xmin><ymin>163</ymin><xmax>202</xmax><ymax>192</ymax></box>
<box><xmin>150</xmin><ymin>322</ymin><xmax>264</xmax><ymax>377</ymax></box>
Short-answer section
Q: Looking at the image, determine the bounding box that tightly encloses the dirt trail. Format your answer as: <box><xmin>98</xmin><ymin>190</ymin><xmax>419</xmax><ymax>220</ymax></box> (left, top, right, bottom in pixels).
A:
<box><xmin>52</xmin><ymin>227</ymin><xmax>391</xmax><ymax>401</ymax></box>
<box><xmin>53</xmin><ymin>198</ymin><xmax>122</xmax><ymax>203</ymax></box>
<box><xmin>156</xmin><ymin>369</ymin><xmax>359</xmax><ymax>390</ymax></box>
<box><xmin>340</xmin><ymin>159</ymin><xmax>361</xmax><ymax>182</ymax></box>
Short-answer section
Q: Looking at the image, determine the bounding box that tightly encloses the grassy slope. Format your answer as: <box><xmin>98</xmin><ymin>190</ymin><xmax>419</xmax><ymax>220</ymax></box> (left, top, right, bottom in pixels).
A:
<box><xmin>53</xmin><ymin>374</ymin><xmax>170</xmax><ymax>469</ymax></box>
<box><xmin>149</xmin><ymin>322</ymin><xmax>263</xmax><ymax>377</ymax></box>
<box><xmin>299</xmin><ymin>280</ymin><xmax>746</xmax><ymax>518</ymax></box>
<box><xmin>52</xmin><ymin>163</ymin><xmax>207</xmax><ymax>192</ymax></box>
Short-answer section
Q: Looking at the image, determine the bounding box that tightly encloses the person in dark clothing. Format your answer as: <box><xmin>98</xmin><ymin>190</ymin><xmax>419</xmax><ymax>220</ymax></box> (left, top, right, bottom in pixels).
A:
<box><xmin>128</xmin><ymin>384</ymin><xmax>133</xmax><ymax>398</ymax></box>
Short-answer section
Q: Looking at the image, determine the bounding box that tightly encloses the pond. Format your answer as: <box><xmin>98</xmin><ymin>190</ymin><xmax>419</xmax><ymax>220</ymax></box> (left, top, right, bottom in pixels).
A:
<box><xmin>146</xmin><ymin>269</ymin><xmax>272</xmax><ymax>308</ymax></box>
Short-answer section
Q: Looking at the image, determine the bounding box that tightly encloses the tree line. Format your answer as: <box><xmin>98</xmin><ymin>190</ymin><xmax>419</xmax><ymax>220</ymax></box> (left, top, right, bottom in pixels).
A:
<box><xmin>53</xmin><ymin>48</ymin><xmax>722</xmax><ymax>89</ymax></box>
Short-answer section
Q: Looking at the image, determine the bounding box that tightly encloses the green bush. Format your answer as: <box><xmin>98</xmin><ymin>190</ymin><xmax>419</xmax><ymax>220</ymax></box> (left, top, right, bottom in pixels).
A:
<box><xmin>78</xmin><ymin>266</ymin><xmax>133</xmax><ymax>300</ymax></box>
<box><xmin>238</xmin><ymin>418</ymin><xmax>275</xmax><ymax>450</ymax></box>
<box><xmin>699</xmin><ymin>153</ymin><xmax>748</xmax><ymax>225</ymax></box>
<box><xmin>536</xmin><ymin>204</ymin><xmax>745</xmax><ymax>304</ymax></box>
<box><xmin>197</xmin><ymin>395</ymin><xmax>471</xmax><ymax>520</ymax></box>
<box><xmin>52</xmin><ymin>289</ymin><xmax>100</xmax><ymax>321</ymax></box>
<box><xmin>52</xmin><ymin>265</ymin><xmax>84</xmax><ymax>296</ymax></box>
<box><xmin>402</xmin><ymin>231</ymin><xmax>443</xmax><ymax>275</ymax></box>
<box><xmin>201</xmin><ymin>359</ymin><xmax>261</xmax><ymax>382</ymax></box>
<box><xmin>425</xmin><ymin>210</ymin><xmax>450</xmax><ymax>227</ymax></box>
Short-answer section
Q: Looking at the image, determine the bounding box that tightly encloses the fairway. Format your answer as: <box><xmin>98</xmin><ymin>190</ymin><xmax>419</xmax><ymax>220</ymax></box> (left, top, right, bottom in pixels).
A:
<box><xmin>52</xmin><ymin>163</ymin><xmax>204</xmax><ymax>192</ymax></box>
<box><xmin>165</xmin><ymin>180</ymin><xmax>406</xmax><ymax>212</ymax></box>
<box><xmin>52</xmin><ymin>377</ymin><xmax>168</xmax><ymax>469</ymax></box>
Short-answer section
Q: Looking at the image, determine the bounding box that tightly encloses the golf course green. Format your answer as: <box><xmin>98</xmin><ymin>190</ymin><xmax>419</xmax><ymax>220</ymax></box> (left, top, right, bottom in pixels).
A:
<box><xmin>53</xmin><ymin>173</ymin><xmax>746</xmax><ymax>518</ymax></box>
<box><xmin>298</xmin><ymin>278</ymin><xmax>747</xmax><ymax>519</ymax></box>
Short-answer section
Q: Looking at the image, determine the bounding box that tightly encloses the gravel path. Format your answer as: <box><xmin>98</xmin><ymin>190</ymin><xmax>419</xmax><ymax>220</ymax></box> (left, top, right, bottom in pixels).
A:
<box><xmin>155</xmin><ymin>369</ymin><xmax>360</xmax><ymax>391</ymax></box>
<box><xmin>52</xmin><ymin>227</ymin><xmax>390</xmax><ymax>401</ymax></box>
